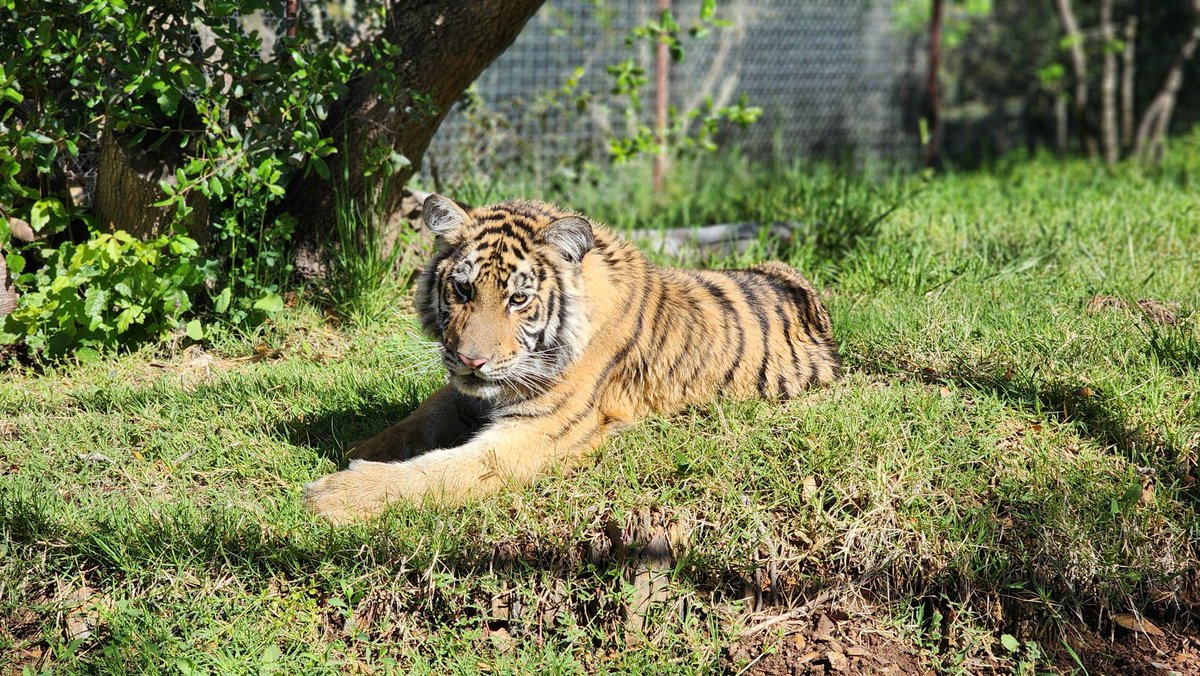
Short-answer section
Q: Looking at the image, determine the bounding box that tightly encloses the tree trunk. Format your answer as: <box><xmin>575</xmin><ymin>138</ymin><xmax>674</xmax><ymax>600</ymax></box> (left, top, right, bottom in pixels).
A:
<box><xmin>924</xmin><ymin>0</ymin><xmax>944</xmax><ymax>169</ymax></box>
<box><xmin>1099</xmin><ymin>0</ymin><xmax>1118</xmax><ymax>167</ymax></box>
<box><xmin>1055</xmin><ymin>0</ymin><xmax>1093</xmax><ymax>155</ymax></box>
<box><xmin>1</xmin><ymin>215</ymin><xmax>33</xmax><ymax>322</ymax></box>
<box><xmin>280</xmin><ymin>0</ymin><xmax>546</xmax><ymax>277</ymax></box>
<box><xmin>93</xmin><ymin>130</ymin><xmax>210</xmax><ymax>246</ymax></box>
<box><xmin>1134</xmin><ymin>1</ymin><xmax>1200</xmax><ymax>163</ymax></box>
<box><xmin>0</xmin><ymin>254</ymin><xmax>16</xmax><ymax>320</ymax></box>
<box><xmin>1055</xmin><ymin>94</ymin><xmax>1068</xmax><ymax>157</ymax></box>
<box><xmin>1120</xmin><ymin>16</ymin><xmax>1137</xmax><ymax>150</ymax></box>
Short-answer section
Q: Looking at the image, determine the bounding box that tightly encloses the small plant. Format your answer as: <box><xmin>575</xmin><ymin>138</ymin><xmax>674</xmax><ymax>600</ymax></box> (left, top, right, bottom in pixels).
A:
<box><xmin>1000</xmin><ymin>633</ymin><xmax>1049</xmax><ymax>675</ymax></box>
<box><xmin>319</xmin><ymin>187</ymin><xmax>419</xmax><ymax>325</ymax></box>
<box><xmin>0</xmin><ymin>228</ymin><xmax>208</xmax><ymax>360</ymax></box>
<box><xmin>606</xmin><ymin>1</ymin><xmax>763</xmax><ymax>163</ymax></box>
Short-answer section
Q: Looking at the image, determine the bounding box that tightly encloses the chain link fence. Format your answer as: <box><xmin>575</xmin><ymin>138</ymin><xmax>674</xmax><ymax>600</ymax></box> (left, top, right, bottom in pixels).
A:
<box><xmin>426</xmin><ymin>0</ymin><xmax>925</xmax><ymax>175</ymax></box>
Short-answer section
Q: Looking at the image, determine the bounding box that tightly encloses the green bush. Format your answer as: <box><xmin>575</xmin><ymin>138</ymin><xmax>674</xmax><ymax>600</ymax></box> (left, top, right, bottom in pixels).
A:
<box><xmin>0</xmin><ymin>0</ymin><xmax>390</xmax><ymax>357</ymax></box>
<box><xmin>1</xmin><ymin>229</ymin><xmax>207</xmax><ymax>360</ymax></box>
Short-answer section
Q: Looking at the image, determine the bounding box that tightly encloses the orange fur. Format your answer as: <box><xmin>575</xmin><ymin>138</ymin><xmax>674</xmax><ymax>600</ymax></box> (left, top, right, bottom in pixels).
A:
<box><xmin>304</xmin><ymin>196</ymin><xmax>839</xmax><ymax>523</ymax></box>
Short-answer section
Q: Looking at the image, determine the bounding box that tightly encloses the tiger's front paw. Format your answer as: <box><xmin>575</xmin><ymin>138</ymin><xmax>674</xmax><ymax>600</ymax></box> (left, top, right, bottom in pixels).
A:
<box><xmin>303</xmin><ymin>462</ymin><xmax>397</xmax><ymax>525</ymax></box>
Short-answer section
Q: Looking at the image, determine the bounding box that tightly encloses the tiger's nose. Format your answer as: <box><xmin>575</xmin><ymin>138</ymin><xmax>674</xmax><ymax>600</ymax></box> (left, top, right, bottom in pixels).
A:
<box><xmin>457</xmin><ymin>353</ymin><xmax>489</xmax><ymax>369</ymax></box>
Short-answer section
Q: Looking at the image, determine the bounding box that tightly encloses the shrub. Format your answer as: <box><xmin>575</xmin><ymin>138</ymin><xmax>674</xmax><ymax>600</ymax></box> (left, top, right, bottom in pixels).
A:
<box><xmin>0</xmin><ymin>229</ymin><xmax>207</xmax><ymax>360</ymax></box>
<box><xmin>0</xmin><ymin>0</ymin><xmax>383</xmax><ymax>357</ymax></box>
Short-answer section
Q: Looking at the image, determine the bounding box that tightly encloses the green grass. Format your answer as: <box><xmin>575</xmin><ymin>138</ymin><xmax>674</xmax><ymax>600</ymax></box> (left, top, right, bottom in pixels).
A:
<box><xmin>2</xmin><ymin>145</ymin><xmax>1200</xmax><ymax>673</ymax></box>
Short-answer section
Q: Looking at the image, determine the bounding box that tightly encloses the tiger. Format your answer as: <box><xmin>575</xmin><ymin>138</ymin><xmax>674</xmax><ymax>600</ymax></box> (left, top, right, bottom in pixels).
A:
<box><xmin>303</xmin><ymin>195</ymin><xmax>840</xmax><ymax>524</ymax></box>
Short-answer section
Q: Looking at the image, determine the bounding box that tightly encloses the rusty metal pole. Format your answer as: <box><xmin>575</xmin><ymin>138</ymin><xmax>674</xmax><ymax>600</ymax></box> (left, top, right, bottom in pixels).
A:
<box><xmin>924</xmin><ymin>0</ymin><xmax>943</xmax><ymax>169</ymax></box>
<box><xmin>653</xmin><ymin>0</ymin><xmax>670</xmax><ymax>196</ymax></box>
<box><xmin>286</xmin><ymin>0</ymin><xmax>298</xmax><ymax>39</ymax></box>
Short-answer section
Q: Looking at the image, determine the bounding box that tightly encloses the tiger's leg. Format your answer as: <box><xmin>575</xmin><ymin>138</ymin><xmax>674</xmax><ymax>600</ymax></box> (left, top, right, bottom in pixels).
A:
<box><xmin>346</xmin><ymin>386</ymin><xmax>487</xmax><ymax>463</ymax></box>
<box><xmin>303</xmin><ymin>407</ymin><xmax>605</xmax><ymax>524</ymax></box>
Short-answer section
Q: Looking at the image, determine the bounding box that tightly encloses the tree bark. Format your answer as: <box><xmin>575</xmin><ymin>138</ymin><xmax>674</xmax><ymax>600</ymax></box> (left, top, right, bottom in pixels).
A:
<box><xmin>93</xmin><ymin>130</ymin><xmax>210</xmax><ymax>246</ymax></box>
<box><xmin>1134</xmin><ymin>1</ymin><xmax>1200</xmax><ymax>163</ymax></box>
<box><xmin>0</xmin><ymin>254</ymin><xmax>16</xmax><ymax>320</ymax></box>
<box><xmin>1055</xmin><ymin>0</ymin><xmax>1093</xmax><ymax>155</ymax></box>
<box><xmin>280</xmin><ymin>0</ymin><xmax>546</xmax><ymax>276</ymax></box>
<box><xmin>1054</xmin><ymin>94</ymin><xmax>1068</xmax><ymax>157</ymax></box>
<box><xmin>1099</xmin><ymin>0</ymin><xmax>1118</xmax><ymax>167</ymax></box>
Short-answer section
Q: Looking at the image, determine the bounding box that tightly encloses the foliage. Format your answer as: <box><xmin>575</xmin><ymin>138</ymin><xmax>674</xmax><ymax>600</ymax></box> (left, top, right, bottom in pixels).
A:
<box><xmin>319</xmin><ymin>187</ymin><xmax>418</xmax><ymax>326</ymax></box>
<box><xmin>892</xmin><ymin>0</ymin><xmax>994</xmax><ymax>48</ymax></box>
<box><xmin>0</xmin><ymin>228</ymin><xmax>207</xmax><ymax>360</ymax></box>
<box><xmin>0</xmin><ymin>0</ymin><xmax>405</xmax><ymax>356</ymax></box>
<box><xmin>605</xmin><ymin>0</ymin><xmax>762</xmax><ymax>162</ymax></box>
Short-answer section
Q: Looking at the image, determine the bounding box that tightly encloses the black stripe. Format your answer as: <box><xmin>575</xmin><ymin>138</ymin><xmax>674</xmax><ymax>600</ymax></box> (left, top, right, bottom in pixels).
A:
<box><xmin>544</xmin><ymin>287</ymin><xmax>559</xmax><ymax>339</ymax></box>
<box><xmin>757</xmin><ymin>271</ymin><xmax>824</xmax><ymax>345</ymax></box>
<box><xmin>496</xmin><ymin>392</ymin><xmax>572</xmax><ymax>421</ymax></box>
<box><xmin>757</xmin><ymin>276</ymin><xmax>806</xmax><ymax>388</ymax></box>
<box><xmin>730</xmin><ymin>272</ymin><xmax>772</xmax><ymax>396</ymax></box>
<box><xmin>664</xmin><ymin>286</ymin><xmax>702</xmax><ymax>383</ymax></box>
<box><xmin>690</xmin><ymin>273</ymin><xmax>745</xmax><ymax>387</ymax></box>
<box><xmin>475</xmin><ymin>211</ymin><xmax>511</xmax><ymax>224</ymax></box>
<box><xmin>645</xmin><ymin>277</ymin><xmax>673</xmax><ymax>354</ymax></box>
<box><xmin>551</xmin><ymin>261</ymin><xmax>653</xmax><ymax>442</ymax></box>
<box><xmin>778</xmin><ymin>304</ymin><xmax>806</xmax><ymax>387</ymax></box>
<box><xmin>476</xmin><ymin>221</ymin><xmax>530</xmax><ymax>241</ymax></box>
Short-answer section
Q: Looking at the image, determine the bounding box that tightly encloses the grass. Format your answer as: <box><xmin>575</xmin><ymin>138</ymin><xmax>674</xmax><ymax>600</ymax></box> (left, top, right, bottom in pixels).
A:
<box><xmin>2</xmin><ymin>145</ymin><xmax>1199</xmax><ymax>673</ymax></box>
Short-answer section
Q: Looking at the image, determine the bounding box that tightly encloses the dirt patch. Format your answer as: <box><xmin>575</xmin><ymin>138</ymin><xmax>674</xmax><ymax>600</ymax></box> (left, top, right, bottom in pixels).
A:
<box><xmin>1061</xmin><ymin>621</ymin><xmax>1200</xmax><ymax>676</ymax></box>
<box><xmin>726</xmin><ymin>610</ymin><xmax>932</xmax><ymax>675</ymax></box>
<box><xmin>1086</xmin><ymin>294</ymin><xmax>1181</xmax><ymax>326</ymax></box>
<box><xmin>726</xmin><ymin>606</ymin><xmax>1200</xmax><ymax>675</ymax></box>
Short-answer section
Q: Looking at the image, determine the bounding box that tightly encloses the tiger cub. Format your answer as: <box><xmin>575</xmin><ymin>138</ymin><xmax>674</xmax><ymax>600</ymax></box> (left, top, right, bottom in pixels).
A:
<box><xmin>304</xmin><ymin>195</ymin><xmax>839</xmax><ymax>523</ymax></box>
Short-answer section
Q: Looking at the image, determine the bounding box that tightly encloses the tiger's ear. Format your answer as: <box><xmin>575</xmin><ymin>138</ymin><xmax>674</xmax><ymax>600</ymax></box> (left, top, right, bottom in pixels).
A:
<box><xmin>540</xmin><ymin>216</ymin><xmax>594</xmax><ymax>263</ymax></box>
<box><xmin>422</xmin><ymin>194</ymin><xmax>471</xmax><ymax>238</ymax></box>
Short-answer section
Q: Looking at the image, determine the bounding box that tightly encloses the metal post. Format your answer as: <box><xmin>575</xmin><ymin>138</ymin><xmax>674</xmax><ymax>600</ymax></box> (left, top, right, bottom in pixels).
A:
<box><xmin>924</xmin><ymin>0</ymin><xmax>943</xmax><ymax>169</ymax></box>
<box><xmin>653</xmin><ymin>0</ymin><xmax>670</xmax><ymax>196</ymax></box>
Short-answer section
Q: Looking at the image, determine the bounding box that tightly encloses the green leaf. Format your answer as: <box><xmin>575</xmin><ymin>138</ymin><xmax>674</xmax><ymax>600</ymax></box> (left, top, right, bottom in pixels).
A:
<box><xmin>214</xmin><ymin>287</ymin><xmax>232</xmax><ymax>314</ymax></box>
<box><xmin>83</xmin><ymin>287</ymin><xmax>109</xmax><ymax>324</ymax></box>
<box><xmin>389</xmin><ymin>151</ymin><xmax>411</xmax><ymax>173</ymax></box>
<box><xmin>5</xmin><ymin>253</ymin><xmax>24</xmax><ymax>276</ymax></box>
<box><xmin>30</xmin><ymin>199</ymin><xmax>59</xmax><ymax>232</ymax></box>
<box><xmin>253</xmin><ymin>292</ymin><xmax>285</xmax><ymax>313</ymax></box>
<box><xmin>156</xmin><ymin>87</ymin><xmax>180</xmax><ymax>116</ymax></box>
<box><xmin>185</xmin><ymin>319</ymin><xmax>203</xmax><ymax>340</ymax></box>
<box><xmin>310</xmin><ymin>155</ymin><xmax>330</xmax><ymax>180</ymax></box>
<box><xmin>75</xmin><ymin>347</ymin><xmax>100</xmax><ymax>363</ymax></box>
<box><xmin>1000</xmin><ymin>634</ymin><xmax>1020</xmax><ymax>653</ymax></box>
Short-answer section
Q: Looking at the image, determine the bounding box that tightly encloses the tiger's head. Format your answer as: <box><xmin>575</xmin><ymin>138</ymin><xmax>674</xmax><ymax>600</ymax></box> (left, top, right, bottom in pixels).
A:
<box><xmin>415</xmin><ymin>195</ymin><xmax>595</xmax><ymax>401</ymax></box>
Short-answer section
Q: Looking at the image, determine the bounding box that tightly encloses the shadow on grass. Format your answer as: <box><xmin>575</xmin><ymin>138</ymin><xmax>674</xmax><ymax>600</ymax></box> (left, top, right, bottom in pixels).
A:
<box><xmin>0</xmin><ymin>481</ymin><xmax>768</xmax><ymax>646</ymax></box>
<box><xmin>858</xmin><ymin>356</ymin><xmax>1195</xmax><ymax>492</ymax></box>
<box><xmin>1144</xmin><ymin>320</ymin><xmax>1200</xmax><ymax>377</ymax></box>
<box><xmin>274</xmin><ymin>395</ymin><xmax>421</xmax><ymax>468</ymax></box>
<box><xmin>65</xmin><ymin>373</ymin><xmax>428</xmax><ymax>468</ymax></box>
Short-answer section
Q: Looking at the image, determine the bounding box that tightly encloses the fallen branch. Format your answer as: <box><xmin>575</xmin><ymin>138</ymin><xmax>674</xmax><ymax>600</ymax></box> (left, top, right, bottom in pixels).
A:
<box><xmin>629</xmin><ymin>221</ymin><xmax>804</xmax><ymax>258</ymax></box>
<box><xmin>738</xmin><ymin>587</ymin><xmax>838</xmax><ymax>637</ymax></box>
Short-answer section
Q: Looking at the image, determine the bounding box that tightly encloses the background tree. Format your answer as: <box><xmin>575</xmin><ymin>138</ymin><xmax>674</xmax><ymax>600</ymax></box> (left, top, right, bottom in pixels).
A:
<box><xmin>276</xmin><ymin>1</ymin><xmax>545</xmax><ymax>274</ymax></box>
<box><xmin>0</xmin><ymin>0</ymin><xmax>544</xmax><ymax>352</ymax></box>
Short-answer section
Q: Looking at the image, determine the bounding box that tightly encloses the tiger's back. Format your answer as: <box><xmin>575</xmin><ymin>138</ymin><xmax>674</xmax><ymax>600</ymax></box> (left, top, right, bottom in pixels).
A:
<box><xmin>567</xmin><ymin>222</ymin><xmax>839</xmax><ymax>427</ymax></box>
<box><xmin>303</xmin><ymin>196</ymin><xmax>840</xmax><ymax>523</ymax></box>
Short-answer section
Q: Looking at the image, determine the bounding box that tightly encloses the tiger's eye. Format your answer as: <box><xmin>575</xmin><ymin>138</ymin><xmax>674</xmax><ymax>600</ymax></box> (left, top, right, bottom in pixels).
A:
<box><xmin>453</xmin><ymin>280</ymin><xmax>472</xmax><ymax>300</ymax></box>
<box><xmin>510</xmin><ymin>292</ymin><xmax>529</xmax><ymax>307</ymax></box>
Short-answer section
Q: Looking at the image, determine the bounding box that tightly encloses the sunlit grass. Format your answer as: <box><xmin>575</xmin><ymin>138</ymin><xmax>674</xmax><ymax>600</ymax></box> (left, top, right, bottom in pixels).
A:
<box><xmin>2</xmin><ymin>146</ymin><xmax>1199</xmax><ymax>672</ymax></box>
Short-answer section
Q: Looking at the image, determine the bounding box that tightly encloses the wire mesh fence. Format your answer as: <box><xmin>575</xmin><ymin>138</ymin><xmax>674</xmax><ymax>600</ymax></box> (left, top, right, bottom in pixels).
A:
<box><xmin>426</xmin><ymin>0</ymin><xmax>925</xmax><ymax>176</ymax></box>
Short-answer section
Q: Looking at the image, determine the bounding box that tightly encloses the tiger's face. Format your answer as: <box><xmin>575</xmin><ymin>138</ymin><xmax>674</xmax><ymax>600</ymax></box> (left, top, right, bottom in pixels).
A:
<box><xmin>415</xmin><ymin>195</ymin><xmax>594</xmax><ymax>401</ymax></box>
